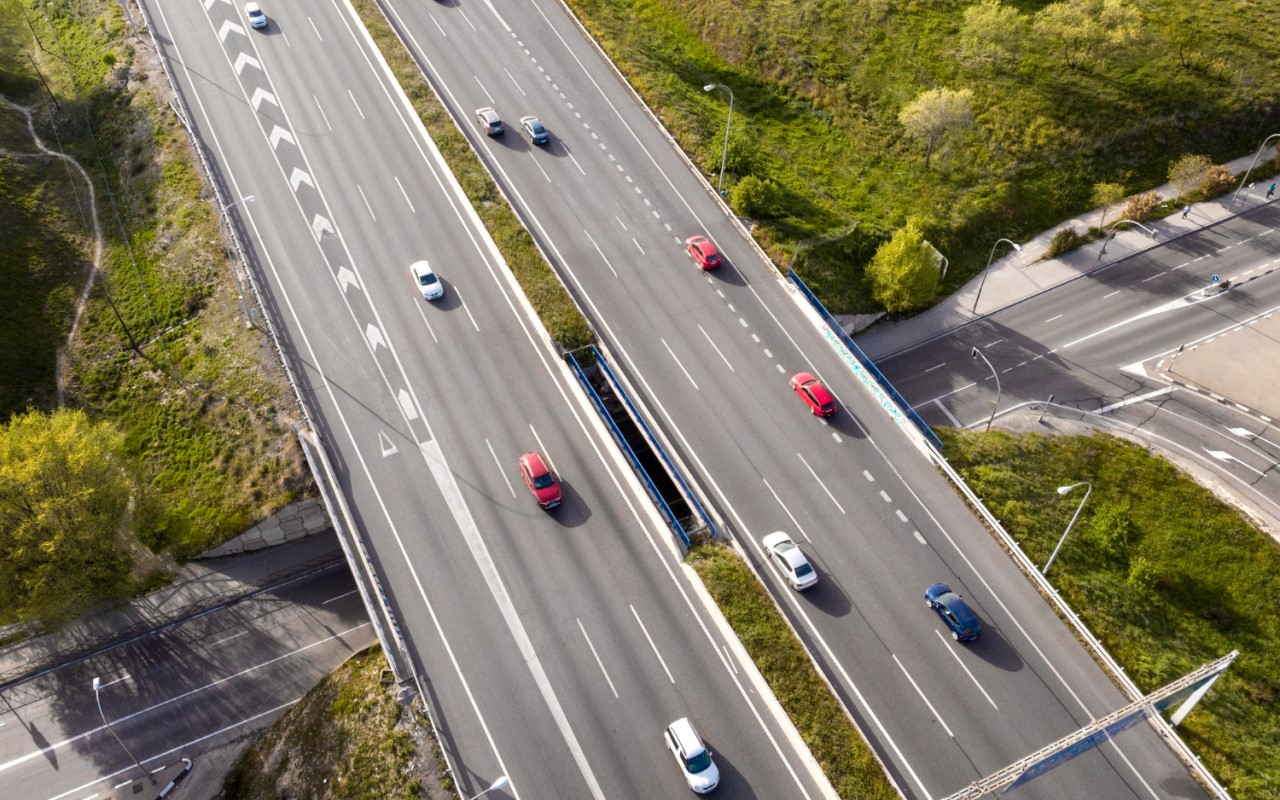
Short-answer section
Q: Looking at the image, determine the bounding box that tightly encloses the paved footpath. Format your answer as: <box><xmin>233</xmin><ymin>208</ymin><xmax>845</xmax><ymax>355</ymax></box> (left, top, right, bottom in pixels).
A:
<box><xmin>856</xmin><ymin>151</ymin><xmax>1280</xmax><ymax>360</ymax></box>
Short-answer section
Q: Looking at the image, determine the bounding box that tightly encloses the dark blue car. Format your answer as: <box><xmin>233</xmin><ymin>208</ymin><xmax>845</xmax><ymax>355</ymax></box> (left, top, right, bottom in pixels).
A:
<box><xmin>925</xmin><ymin>582</ymin><xmax>982</xmax><ymax>641</ymax></box>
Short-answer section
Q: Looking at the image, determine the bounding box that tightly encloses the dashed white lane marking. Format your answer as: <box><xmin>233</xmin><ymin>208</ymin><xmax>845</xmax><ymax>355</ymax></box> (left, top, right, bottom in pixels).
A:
<box><xmin>933</xmin><ymin>399</ymin><xmax>962</xmax><ymax>427</ymax></box>
<box><xmin>566</xmin><ymin>151</ymin><xmax>587</xmax><ymax>176</ymax></box>
<box><xmin>280</xmin><ymin>32</ymin><xmax>290</xmax><ymax>48</ymax></box>
<box><xmin>577</xmin><ymin>619</ymin><xmax>619</xmax><ymax>699</ymax></box>
<box><xmin>615</xmin><ymin>215</ymin><xmax>626</xmax><ymax>230</ymax></box>
<box><xmin>630</xmin><ymin>604</ymin><xmax>674</xmax><ymax>683</ymax></box>
<box><xmin>1173</xmin><ymin>262</ymin><xmax>1189</xmax><ymax>270</ymax></box>
<box><xmin>924</xmin><ymin>363</ymin><xmax>945</xmax><ymax>373</ymax></box>
<box><xmin>662</xmin><ymin>338</ymin><xmax>699</xmax><ymax>390</ymax></box>
<box><xmin>879</xmin><ymin>490</ymin><xmax>891</xmax><ymax>503</ymax></box>
<box><xmin>452</xmin><ymin>285</ymin><xmax>481</xmax><ymax>332</ymax></box>
<box><xmin>797</xmin><ymin>452</ymin><xmax>846</xmax><ymax>514</ymax></box>
<box><xmin>775</xmin><ymin>364</ymin><xmax>785</xmax><ymax>373</ymax></box>
<box><xmin>893</xmin><ymin>654</ymin><xmax>953</xmax><ymax>737</ymax></box>
<box><xmin>393</xmin><ymin>176</ymin><xmax>415</xmax><ymax>213</ymax></box>
<box><xmin>1140</xmin><ymin>271</ymin><xmax>1166</xmax><ymax>283</ymax></box>
<box><xmin>750</xmin><ymin>333</ymin><xmax>760</xmax><ymax>342</ymax></box>
<box><xmin>504</xmin><ymin>67</ymin><xmax>526</xmax><ymax>95</ymax></box>
<box><xmin>934</xmin><ymin>630</ymin><xmax>998</xmax><ymax>708</ymax></box>
<box><xmin>99</xmin><ymin>674</ymin><xmax>133</xmax><ymax>688</ymax></box>
<box><xmin>763</xmin><ymin>348</ymin><xmax>773</xmax><ymax>358</ymax></box>
<box><xmin>584</xmin><ymin>229</ymin><xmax>619</xmax><ymax>279</ymax></box>
<box><xmin>699</xmin><ymin>324</ymin><xmax>735</xmax><ymax>371</ymax></box>
<box><xmin>210</xmin><ymin>630</ymin><xmax>248</xmax><ymax>647</ymax></box>
<box><xmin>429</xmin><ymin>15</ymin><xmax>445</xmax><ymax>36</ymax></box>
<box><xmin>307</xmin><ymin>16</ymin><xmax>323</xmax><ymax>40</ymax></box>
<box><xmin>485</xmin><ymin>438</ymin><xmax>516</xmax><ymax>498</ymax></box>
<box><xmin>322</xmin><ymin>589</ymin><xmax>358</xmax><ymax>605</ymax></box>
<box><xmin>895</xmin><ymin>510</ymin><xmax>908</xmax><ymax>523</ymax></box>
<box><xmin>913</xmin><ymin>530</ymin><xmax>927</xmax><ymax>545</ymax></box>
<box><xmin>346</xmin><ymin>89</ymin><xmax>364</xmax><ymax>119</ymax></box>
<box><xmin>312</xmin><ymin>94</ymin><xmax>331</xmax><ymax>131</ymax></box>
<box><xmin>831</xmin><ymin>431</ymin><xmax>842</xmax><ymax>443</ymax></box>
<box><xmin>355</xmin><ymin>184</ymin><xmax>376</xmax><ymax>220</ymax></box>
<box><xmin>632</xmin><ymin>237</ymin><xmax>645</xmax><ymax>254</ymax></box>
<box><xmin>863</xmin><ymin>470</ymin><xmax>875</xmax><ymax>482</ymax></box>
<box><xmin>1103</xmin><ymin>290</ymin><xmax>1120</xmax><ymax>298</ymax></box>
<box><xmin>738</xmin><ymin>317</ymin><xmax>748</xmax><ymax>328</ymax></box>
<box><xmin>764</xmin><ymin>477</ymin><xmax>813</xmax><ymax>543</ymax></box>
<box><xmin>1044</xmin><ymin>314</ymin><xmax>1063</xmax><ymax>323</ymax></box>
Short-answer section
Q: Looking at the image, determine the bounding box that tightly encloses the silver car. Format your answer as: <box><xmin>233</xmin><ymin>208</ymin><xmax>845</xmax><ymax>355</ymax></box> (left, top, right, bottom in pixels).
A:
<box><xmin>475</xmin><ymin>106</ymin><xmax>503</xmax><ymax>136</ymax></box>
<box><xmin>409</xmin><ymin>260</ymin><xmax>444</xmax><ymax>301</ymax></box>
<box><xmin>762</xmin><ymin>531</ymin><xmax>818</xmax><ymax>591</ymax></box>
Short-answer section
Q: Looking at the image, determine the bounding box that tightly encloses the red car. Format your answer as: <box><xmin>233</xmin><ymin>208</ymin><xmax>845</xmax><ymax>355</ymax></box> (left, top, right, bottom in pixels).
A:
<box><xmin>518</xmin><ymin>451</ymin><xmax>562</xmax><ymax>509</ymax></box>
<box><xmin>790</xmin><ymin>372</ymin><xmax>837</xmax><ymax>417</ymax></box>
<box><xmin>685</xmin><ymin>235</ymin><xmax>722</xmax><ymax>270</ymax></box>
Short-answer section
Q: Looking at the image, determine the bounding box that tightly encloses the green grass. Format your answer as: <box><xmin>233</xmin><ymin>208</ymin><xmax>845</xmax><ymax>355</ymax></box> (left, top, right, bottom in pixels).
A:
<box><xmin>223</xmin><ymin>647</ymin><xmax>422</xmax><ymax>800</ymax></box>
<box><xmin>0</xmin><ymin>0</ymin><xmax>308</xmax><ymax>569</ymax></box>
<box><xmin>689</xmin><ymin>541</ymin><xmax>899</xmax><ymax>800</ymax></box>
<box><xmin>351</xmin><ymin>0</ymin><xmax>593</xmax><ymax>353</ymax></box>
<box><xmin>562</xmin><ymin>0</ymin><xmax>1280</xmax><ymax>312</ymax></box>
<box><xmin>936</xmin><ymin>428</ymin><xmax>1280</xmax><ymax>800</ymax></box>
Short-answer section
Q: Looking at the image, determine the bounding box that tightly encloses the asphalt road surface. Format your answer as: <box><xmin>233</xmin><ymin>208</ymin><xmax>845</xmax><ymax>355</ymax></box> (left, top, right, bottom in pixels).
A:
<box><xmin>375</xmin><ymin>1</ymin><xmax>1215</xmax><ymax>798</ymax></box>
<box><xmin>0</xmin><ymin>567</ymin><xmax>373</xmax><ymax>800</ymax></box>
<box><xmin>142</xmin><ymin>0</ymin><xmax>831</xmax><ymax>798</ymax></box>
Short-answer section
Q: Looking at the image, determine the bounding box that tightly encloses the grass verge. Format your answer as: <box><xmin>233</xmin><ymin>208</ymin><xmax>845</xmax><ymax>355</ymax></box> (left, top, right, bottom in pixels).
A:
<box><xmin>0</xmin><ymin>0</ymin><xmax>308</xmax><ymax>577</ymax></box>
<box><xmin>688</xmin><ymin>541</ymin><xmax>898</xmax><ymax>800</ymax></box>
<box><xmin>223</xmin><ymin>647</ymin><xmax>432</xmax><ymax>800</ymax></box>
<box><xmin>936</xmin><ymin>428</ymin><xmax>1279</xmax><ymax>800</ymax></box>
<box><xmin>350</xmin><ymin>0</ymin><xmax>592</xmax><ymax>353</ymax></box>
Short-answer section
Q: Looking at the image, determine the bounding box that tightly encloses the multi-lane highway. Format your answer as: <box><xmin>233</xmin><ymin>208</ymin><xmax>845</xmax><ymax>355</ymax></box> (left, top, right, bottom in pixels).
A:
<box><xmin>371</xmin><ymin>2</ymin><xmax>1214</xmax><ymax>799</ymax></box>
<box><xmin>141</xmin><ymin>0</ymin><xmax>831</xmax><ymax>797</ymax></box>
<box><xmin>0</xmin><ymin>566</ymin><xmax>373</xmax><ymax>800</ymax></box>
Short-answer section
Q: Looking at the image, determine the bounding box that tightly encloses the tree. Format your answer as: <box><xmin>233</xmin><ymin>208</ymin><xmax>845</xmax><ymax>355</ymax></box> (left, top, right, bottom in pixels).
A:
<box><xmin>0</xmin><ymin>409</ymin><xmax>143</xmax><ymax>623</ymax></box>
<box><xmin>898</xmin><ymin>88</ymin><xmax>974</xmax><ymax>169</ymax></box>
<box><xmin>1033</xmin><ymin>0</ymin><xmax>1142</xmax><ymax>70</ymax></box>
<box><xmin>959</xmin><ymin>0</ymin><xmax>1025</xmax><ymax>69</ymax></box>
<box><xmin>1168</xmin><ymin>154</ymin><xmax>1212</xmax><ymax>203</ymax></box>
<box><xmin>865</xmin><ymin>222</ymin><xmax>939</xmax><ymax>312</ymax></box>
<box><xmin>1091</xmin><ymin>182</ymin><xmax>1126</xmax><ymax>227</ymax></box>
<box><xmin>729</xmin><ymin>175</ymin><xmax>781</xmax><ymax>219</ymax></box>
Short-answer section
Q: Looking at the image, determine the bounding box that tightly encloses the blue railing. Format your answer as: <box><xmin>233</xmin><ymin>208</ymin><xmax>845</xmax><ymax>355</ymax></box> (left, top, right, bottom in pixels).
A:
<box><xmin>788</xmin><ymin>269</ymin><xmax>944</xmax><ymax>451</ymax></box>
<box><xmin>567</xmin><ymin>348</ymin><xmax>703</xmax><ymax>546</ymax></box>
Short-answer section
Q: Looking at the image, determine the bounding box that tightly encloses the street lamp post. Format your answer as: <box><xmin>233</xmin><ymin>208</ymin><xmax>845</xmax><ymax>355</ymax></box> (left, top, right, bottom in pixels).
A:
<box><xmin>469</xmin><ymin>775</ymin><xmax>510</xmax><ymax>799</ymax></box>
<box><xmin>1044</xmin><ymin>481</ymin><xmax>1092</xmax><ymax>575</ymax></box>
<box><xmin>969</xmin><ymin>346</ymin><xmax>1001</xmax><ymax>432</ymax></box>
<box><xmin>970</xmin><ymin>238</ymin><xmax>1021</xmax><ymax>316</ymax></box>
<box><xmin>92</xmin><ymin>677</ymin><xmax>154</xmax><ymax>785</ymax></box>
<box><xmin>1230</xmin><ymin>133</ymin><xmax>1280</xmax><ymax>208</ymax></box>
<box><xmin>703</xmin><ymin>83</ymin><xmax>734</xmax><ymax>196</ymax></box>
<box><xmin>1098</xmin><ymin>218</ymin><xmax>1156</xmax><ymax>258</ymax></box>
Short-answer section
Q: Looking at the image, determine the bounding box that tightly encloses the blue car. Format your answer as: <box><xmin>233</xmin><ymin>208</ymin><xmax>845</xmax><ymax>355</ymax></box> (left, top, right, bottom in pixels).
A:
<box><xmin>925</xmin><ymin>582</ymin><xmax>982</xmax><ymax>641</ymax></box>
<box><xmin>520</xmin><ymin>115</ymin><xmax>550</xmax><ymax>146</ymax></box>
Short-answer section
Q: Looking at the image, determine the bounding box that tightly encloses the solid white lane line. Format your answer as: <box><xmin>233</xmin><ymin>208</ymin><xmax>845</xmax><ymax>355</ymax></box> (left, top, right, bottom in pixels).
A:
<box><xmin>630</xmin><ymin>604</ymin><xmax>674</xmax><ymax>684</ymax></box>
<box><xmin>577</xmin><ymin>619</ymin><xmax>619</xmax><ymax>699</ymax></box>
<box><xmin>451</xmin><ymin>285</ymin><xmax>481</xmax><ymax>331</ymax></box>
<box><xmin>321</xmin><ymin>589</ymin><xmax>358</xmax><ymax>605</ymax></box>
<box><xmin>307</xmin><ymin>16</ymin><xmax>323</xmax><ymax>40</ymax></box>
<box><xmin>932</xmin><ymin>399</ymin><xmax>962</xmax><ymax>427</ymax></box>
<box><xmin>0</xmin><ymin>623</ymin><xmax>371</xmax><ymax>775</ymax></box>
<box><xmin>763</xmin><ymin>478</ymin><xmax>813</xmax><ymax>543</ymax></box>
<box><xmin>662</xmin><ymin>338</ymin><xmax>699</xmax><ymax>390</ymax></box>
<box><xmin>393</xmin><ymin>176</ymin><xmax>415</xmax><ymax>213</ymax></box>
<box><xmin>583</xmin><ymin>229</ymin><xmax>618</xmax><ymax>278</ymax></box>
<box><xmin>893</xmin><ymin>654</ymin><xmax>953</xmax><ymax>737</ymax></box>
<box><xmin>797</xmin><ymin>452</ymin><xmax>845</xmax><ymax>514</ymax></box>
<box><xmin>312</xmin><ymin>94</ymin><xmax>331</xmax><ymax>131</ymax></box>
<box><xmin>346</xmin><ymin>88</ymin><xmax>364</xmax><ymax>119</ymax></box>
<box><xmin>486</xmin><ymin>438</ymin><xmax>517</xmax><ymax>498</ymax></box>
<box><xmin>698</xmin><ymin>324</ymin><xmax>735</xmax><ymax>372</ymax></box>
<box><xmin>209</xmin><ymin>631</ymin><xmax>247</xmax><ymax>647</ymax></box>
<box><xmin>722</xmin><ymin>644</ymin><xmax>739</xmax><ymax>675</ymax></box>
<box><xmin>935</xmin><ymin>630</ymin><xmax>997</xmax><ymax>709</ymax></box>
<box><xmin>356</xmin><ymin>184</ymin><xmax>375</xmax><ymax>220</ymax></box>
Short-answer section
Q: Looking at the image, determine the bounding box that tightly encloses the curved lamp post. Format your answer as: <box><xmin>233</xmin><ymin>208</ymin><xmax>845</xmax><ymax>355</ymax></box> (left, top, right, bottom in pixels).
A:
<box><xmin>969</xmin><ymin>346</ymin><xmax>1001</xmax><ymax>432</ymax></box>
<box><xmin>971</xmin><ymin>238</ymin><xmax>1021</xmax><ymax>315</ymax></box>
<box><xmin>1230</xmin><ymin>133</ymin><xmax>1280</xmax><ymax>208</ymax></box>
<box><xmin>1044</xmin><ymin>481</ymin><xmax>1092</xmax><ymax>575</ymax></box>
<box><xmin>1098</xmin><ymin>218</ymin><xmax>1156</xmax><ymax>258</ymax></box>
<box><xmin>93</xmin><ymin>677</ymin><xmax>154</xmax><ymax>785</ymax></box>
<box><xmin>703</xmin><ymin>83</ymin><xmax>734</xmax><ymax>196</ymax></box>
<box><xmin>469</xmin><ymin>775</ymin><xmax>510</xmax><ymax>799</ymax></box>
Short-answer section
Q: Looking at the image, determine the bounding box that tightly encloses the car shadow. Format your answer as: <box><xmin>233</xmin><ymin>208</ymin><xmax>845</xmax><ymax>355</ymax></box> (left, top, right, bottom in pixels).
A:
<box><xmin>707</xmin><ymin>262</ymin><xmax>749</xmax><ymax>288</ymax></box>
<box><xmin>966</xmin><ymin>626</ymin><xmax>1024</xmax><ymax>672</ymax></box>
<box><xmin>485</xmin><ymin>131</ymin><xmax>527</xmax><ymax>153</ymax></box>
<box><xmin>700</xmin><ymin>742</ymin><xmax>758</xmax><ymax>800</ymax></box>
<box><xmin>825</xmin><ymin>408</ymin><xmax>868</xmax><ymax>440</ymax></box>
<box><xmin>543</xmin><ymin>479</ymin><xmax>591</xmax><ymax>529</ymax></box>
<box><xmin>429</xmin><ymin>281</ymin><xmax>463</xmax><ymax>311</ymax></box>
<box><xmin>798</xmin><ymin>556</ymin><xmax>853</xmax><ymax>618</ymax></box>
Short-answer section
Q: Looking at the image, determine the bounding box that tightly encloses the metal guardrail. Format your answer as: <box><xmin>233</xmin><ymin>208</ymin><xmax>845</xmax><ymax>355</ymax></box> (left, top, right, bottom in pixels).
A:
<box><xmin>787</xmin><ymin>269</ymin><xmax>945</xmax><ymax>451</ymax></box>
<box><xmin>567</xmin><ymin>348</ymin><xmax>692</xmax><ymax>546</ymax></box>
<box><xmin>928</xmin><ymin>445</ymin><xmax>1232</xmax><ymax>798</ymax></box>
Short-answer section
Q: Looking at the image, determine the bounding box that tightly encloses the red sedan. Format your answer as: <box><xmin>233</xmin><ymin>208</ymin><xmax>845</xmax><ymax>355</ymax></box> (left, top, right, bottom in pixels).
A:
<box><xmin>518</xmin><ymin>451</ymin><xmax>562</xmax><ymax>509</ymax></box>
<box><xmin>685</xmin><ymin>235</ymin><xmax>722</xmax><ymax>270</ymax></box>
<box><xmin>790</xmin><ymin>372</ymin><xmax>837</xmax><ymax>417</ymax></box>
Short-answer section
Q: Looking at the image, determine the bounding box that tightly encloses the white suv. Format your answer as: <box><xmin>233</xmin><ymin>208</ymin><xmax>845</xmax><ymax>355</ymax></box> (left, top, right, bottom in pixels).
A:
<box><xmin>664</xmin><ymin>717</ymin><xmax>719</xmax><ymax>793</ymax></box>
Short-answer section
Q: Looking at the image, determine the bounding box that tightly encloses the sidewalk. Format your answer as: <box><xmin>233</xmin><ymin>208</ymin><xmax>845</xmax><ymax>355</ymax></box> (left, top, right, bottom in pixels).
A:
<box><xmin>855</xmin><ymin>151</ymin><xmax>1280</xmax><ymax>360</ymax></box>
<box><xmin>0</xmin><ymin>529</ymin><xmax>344</xmax><ymax>689</ymax></box>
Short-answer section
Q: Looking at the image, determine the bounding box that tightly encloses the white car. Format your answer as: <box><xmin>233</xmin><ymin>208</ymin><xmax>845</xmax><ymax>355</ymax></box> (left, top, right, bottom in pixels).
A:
<box><xmin>475</xmin><ymin>106</ymin><xmax>504</xmax><ymax>136</ymax></box>
<box><xmin>244</xmin><ymin>2</ymin><xmax>267</xmax><ymax>29</ymax></box>
<box><xmin>663</xmin><ymin>718</ymin><xmax>719</xmax><ymax>794</ymax></box>
<box><xmin>762</xmin><ymin>531</ymin><xmax>818</xmax><ymax>591</ymax></box>
<box><xmin>409</xmin><ymin>260</ymin><xmax>444</xmax><ymax>301</ymax></box>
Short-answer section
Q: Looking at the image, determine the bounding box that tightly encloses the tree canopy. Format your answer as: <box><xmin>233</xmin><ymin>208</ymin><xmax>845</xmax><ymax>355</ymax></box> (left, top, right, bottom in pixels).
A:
<box><xmin>865</xmin><ymin>222</ymin><xmax>939</xmax><ymax>313</ymax></box>
<box><xmin>898</xmin><ymin>88</ymin><xmax>974</xmax><ymax>169</ymax></box>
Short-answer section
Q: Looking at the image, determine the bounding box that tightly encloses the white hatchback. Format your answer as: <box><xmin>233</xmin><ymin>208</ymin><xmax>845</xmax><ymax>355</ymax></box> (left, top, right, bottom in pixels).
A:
<box><xmin>410</xmin><ymin>260</ymin><xmax>444</xmax><ymax>301</ymax></box>
<box><xmin>664</xmin><ymin>717</ymin><xmax>719</xmax><ymax>794</ymax></box>
<box><xmin>244</xmin><ymin>2</ymin><xmax>267</xmax><ymax>29</ymax></box>
<box><xmin>762</xmin><ymin>531</ymin><xmax>818</xmax><ymax>591</ymax></box>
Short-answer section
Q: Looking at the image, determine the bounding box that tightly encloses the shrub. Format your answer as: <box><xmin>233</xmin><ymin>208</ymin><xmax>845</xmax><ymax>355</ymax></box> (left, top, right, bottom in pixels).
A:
<box><xmin>1043</xmin><ymin>226</ymin><xmax>1087</xmax><ymax>258</ymax></box>
<box><xmin>1123</xmin><ymin>191</ymin><xmax>1162</xmax><ymax>222</ymax></box>
<box><xmin>730</xmin><ymin>175</ymin><xmax>781</xmax><ymax>219</ymax></box>
<box><xmin>1087</xmin><ymin>500</ymin><xmax>1133</xmax><ymax>561</ymax></box>
<box><xmin>1200</xmin><ymin>164</ymin><xmax>1236</xmax><ymax>198</ymax></box>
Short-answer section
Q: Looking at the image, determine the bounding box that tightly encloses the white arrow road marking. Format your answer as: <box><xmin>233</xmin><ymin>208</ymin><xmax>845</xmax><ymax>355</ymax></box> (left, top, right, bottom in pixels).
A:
<box><xmin>218</xmin><ymin>20</ymin><xmax>246</xmax><ymax>41</ymax></box>
<box><xmin>251</xmin><ymin>87</ymin><xmax>278</xmax><ymax>111</ymax></box>
<box><xmin>398</xmin><ymin>389</ymin><xmax>418</xmax><ymax>421</ymax></box>
<box><xmin>378</xmin><ymin>432</ymin><xmax>399</xmax><ymax>457</ymax></box>
<box><xmin>1227</xmin><ymin>427</ymin><xmax>1255</xmax><ymax>437</ymax></box>
<box><xmin>1203</xmin><ymin>448</ymin><xmax>1266</xmax><ymax>477</ymax></box>
<box><xmin>203</xmin><ymin>0</ymin><xmax>230</xmax><ymax>8</ymax></box>
<box><xmin>268</xmin><ymin>126</ymin><xmax>294</xmax><ymax>149</ymax></box>
<box><xmin>365</xmin><ymin>323</ymin><xmax>385</xmax><ymax>352</ymax></box>
<box><xmin>310</xmin><ymin>214</ymin><xmax>333</xmax><ymax>239</ymax></box>
<box><xmin>289</xmin><ymin>167</ymin><xmax>314</xmax><ymax>191</ymax></box>
<box><xmin>337</xmin><ymin>266</ymin><xmax>360</xmax><ymax>294</ymax></box>
<box><xmin>233</xmin><ymin>52</ymin><xmax>260</xmax><ymax>74</ymax></box>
